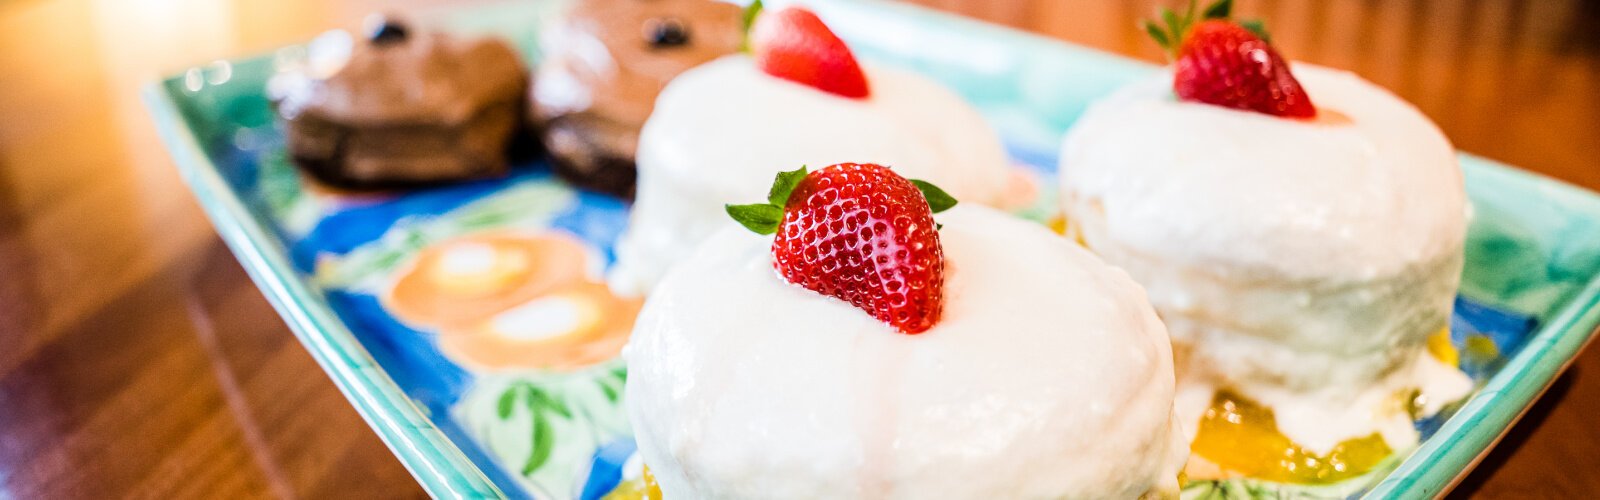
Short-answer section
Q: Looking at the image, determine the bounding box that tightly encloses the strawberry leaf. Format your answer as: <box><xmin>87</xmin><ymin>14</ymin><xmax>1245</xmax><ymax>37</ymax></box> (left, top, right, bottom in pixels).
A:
<box><xmin>1148</xmin><ymin>0</ymin><xmax>1244</xmax><ymax>59</ymax></box>
<box><xmin>910</xmin><ymin>179</ymin><xmax>958</xmax><ymax>214</ymax></box>
<box><xmin>1143</xmin><ymin>20</ymin><xmax>1171</xmax><ymax>51</ymax></box>
<box><xmin>1160</xmin><ymin>7</ymin><xmax>1182</xmax><ymax>42</ymax></box>
<box><xmin>730</xmin><ymin>164</ymin><xmax>812</xmax><ymax>235</ymax></box>
<box><xmin>726</xmin><ymin>203</ymin><xmax>784</xmax><ymax>235</ymax></box>
<box><xmin>740</xmin><ymin>0</ymin><xmax>764</xmax><ymax>53</ymax></box>
<box><xmin>1148</xmin><ymin>6</ymin><xmax>1188</xmax><ymax>60</ymax></box>
<box><xmin>1240</xmin><ymin>19</ymin><xmax>1271</xmax><ymax>43</ymax></box>
<box><xmin>768</xmin><ymin>165</ymin><xmax>808</xmax><ymax>206</ymax></box>
<box><xmin>1202</xmin><ymin>0</ymin><xmax>1232</xmax><ymax>20</ymax></box>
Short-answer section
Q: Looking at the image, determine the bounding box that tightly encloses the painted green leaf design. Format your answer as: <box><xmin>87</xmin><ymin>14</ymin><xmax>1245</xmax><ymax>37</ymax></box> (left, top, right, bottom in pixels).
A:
<box><xmin>313</xmin><ymin>182</ymin><xmax>573</xmax><ymax>292</ymax></box>
<box><xmin>528</xmin><ymin>387</ymin><xmax>573</xmax><ymax>419</ymax></box>
<box><xmin>1184</xmin><ymin>481</ymin><xmax>1224</xmax><ymax>500</ymax></box>
<box><xmin>258</xmin><ymin>151</ymin><xmax>302</xmax><ymax>214</ymax></box>
<box><xmin>496</xmin><ymin>387</ymin><xmax>518</xmax><ymax>419</ymax></box>
<box><xmin>522</xmin><ymin>414</ymin><xmax>555</xmax><ymax>475</ymax></box>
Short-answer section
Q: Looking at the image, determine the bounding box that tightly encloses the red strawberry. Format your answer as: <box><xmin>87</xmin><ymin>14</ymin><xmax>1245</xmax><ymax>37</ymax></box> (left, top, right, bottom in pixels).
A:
<box><xmin>1145</xmin><ymin>0</ymin><xmax>1315</xmax><ymax>118</ymax></box>
<box><xmin>726</xmin><ymin>163</ymin><xmax>958</xmax><ymax>334</ymax></box>
<box><xmin>1175</xmin><ymin>20</ymin><xmax>1314</xmax><ymax>117</ymax></box>
<box><xmin>747</xmin><ymin>5</ymin><xmax>870</xmax><ymax>99</ymax></box>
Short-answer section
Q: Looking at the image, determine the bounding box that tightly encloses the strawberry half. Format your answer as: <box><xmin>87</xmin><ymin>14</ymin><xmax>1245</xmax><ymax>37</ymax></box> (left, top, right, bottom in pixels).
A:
<box><xmin>1145</xmin><ymin>0</ymin><xmax>1315</xmax><ymax>118</ymax></box>
<box><xmin>746</xmin><ymin>3</ymin><xmax>870</xmax><ymax>99</ymax></box>
<box><xmin>726</xmin><ymin>163</ymin><xmax>957</xmax><ymax>334</ymax></box>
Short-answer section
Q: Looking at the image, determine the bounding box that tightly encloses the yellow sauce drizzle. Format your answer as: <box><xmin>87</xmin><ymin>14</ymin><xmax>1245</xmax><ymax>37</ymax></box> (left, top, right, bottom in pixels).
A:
<box><xmin>1191</xmin><ymin>390</ymin><xmax>1393</xmax><ymax>484</ymax></box>
<box><xmin>1048</xmin><ymin>213</ymin><xmax>1088</xmax><ymax>246</ymax></box>
<box><xmin>1426</xmin><ymin>328</ymin><xmax>1459</xmax><ymax>367</ymax></box>
<box><xmin>1428</xmin><ymin>327</ymin><xmax>1501</xmax><ymax>369</ymax></box>
<box><xmin>1047</xmin><ymin>213</ymin><xmax>1069</xmax><ymax>236</ymax></box>
<box><xmin>643</xmin><ymin>467</ymin><xmax>663</xmax><ymax>500</ymax></box>
<box><xmin>1463</xmin><ymin>334</ymin><xmax>1500</xmax><ymax>365</ymax></box>
<box><xmin>602</xmin><ymin>466</ymin><xmax>663</xmax><ymax>500</ymax></box>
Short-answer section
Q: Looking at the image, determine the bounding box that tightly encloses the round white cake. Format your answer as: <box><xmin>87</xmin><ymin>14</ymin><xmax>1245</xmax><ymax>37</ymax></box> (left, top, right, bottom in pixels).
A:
<box><xmin>607</xmin><ymin>56</ymin><xmax>1011</xmax><ymax>296</ymax></box>
<box><xmin>1058</xmin><ymin>64</ymin><xmax>1472</xmax><ymax>453</ymax></box>
<box><xmin>624</xmin><ymin>205</ymin><xmax>1187</xmax><ymax>499</ymax></box>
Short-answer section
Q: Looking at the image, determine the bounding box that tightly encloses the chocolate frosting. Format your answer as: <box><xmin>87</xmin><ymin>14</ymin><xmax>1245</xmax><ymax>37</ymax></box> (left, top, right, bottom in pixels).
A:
<box><xmin>531</xmin><ymin>0</ymin><xmax>743</xmax><ymax>191</ymax></box>
<box><xmin>279</xmin><ymin>31</ymin><xmax>526</xmax><ymax>126</ymax></box>
<box><xmin>270</xmin><ymin>22</ymin><xmax>531</xmax><ymax>189</ymax></box>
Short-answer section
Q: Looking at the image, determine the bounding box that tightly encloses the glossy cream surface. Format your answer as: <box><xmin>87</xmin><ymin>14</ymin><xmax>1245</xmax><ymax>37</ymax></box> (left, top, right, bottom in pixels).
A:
<box><xmin>608</xmin><ymin>56</ymin><xmax>1010</xmax><ymax>296</ymax></box>
<box><xmin>625</xmin><ymin>205</ymin><xmax>1186</xmax><ymax>499</ymax></box>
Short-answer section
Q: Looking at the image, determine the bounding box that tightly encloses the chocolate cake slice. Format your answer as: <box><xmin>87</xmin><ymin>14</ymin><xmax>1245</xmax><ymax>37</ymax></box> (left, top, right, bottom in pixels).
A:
<box><xmin>531</xmin><ymin>0</ymin><xmax>744</xmax><ymax>197</ymax></box>
<box><xmin>271</xmin><ymin>17</ymin><xmax>529</xmax><ymax>190</ymax></box>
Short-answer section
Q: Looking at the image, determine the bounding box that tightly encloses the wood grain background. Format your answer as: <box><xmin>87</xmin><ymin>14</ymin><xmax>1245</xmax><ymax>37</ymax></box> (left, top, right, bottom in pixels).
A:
<box><xmin>0</xmin><ymin>0</ymin><xmax>1595</xmax><ymax>497</ymax></box>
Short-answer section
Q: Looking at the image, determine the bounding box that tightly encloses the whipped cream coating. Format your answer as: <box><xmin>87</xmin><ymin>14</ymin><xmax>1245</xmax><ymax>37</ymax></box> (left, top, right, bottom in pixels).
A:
<box><xmin>1059</xmin><ymin>64</ymin><xmax>1471</xmax><ymax>453</ymax></box>
<box><xmin>1060</xmin><ymin>64</ymin><xmax>1467</xmax><ymax>282</ymax></box>
<box><xmin>608</xmin><ymin>56</ymin><xmax>1011</xmax><ymax>296</ymax></box>
<box><xmin>624</xmin><ymin>206</ymin><xmax>1187</xmax><ymax>499</ymax></box>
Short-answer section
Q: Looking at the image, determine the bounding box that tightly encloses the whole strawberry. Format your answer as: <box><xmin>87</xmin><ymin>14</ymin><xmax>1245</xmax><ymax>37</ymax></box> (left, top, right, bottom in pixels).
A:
<box><xmin>726</xmin><ymin>163</ymin><xmax>957</xmax><ymax>334</ymax></box>
<box><xmin>1145</xmin><ymin>0</ymin><xmax>1315</xmax><ymax>118</ymax></box>
<box><xmin>745</xmin><ymin>2</ymin><xmax>869</xmax><ymax>99</ymax></box>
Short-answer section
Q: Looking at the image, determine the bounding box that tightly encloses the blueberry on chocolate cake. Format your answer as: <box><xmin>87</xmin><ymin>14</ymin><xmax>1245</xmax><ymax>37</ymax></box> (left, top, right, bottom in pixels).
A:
<box><xmin>270</xmin><ymin>16</ymin><xmax>529</xmax><ymax>190</ymax></box>
<box><xmin>530</xmin><ymin>0</ymin><xmax>743</xmax><ymax>197</ymax></box>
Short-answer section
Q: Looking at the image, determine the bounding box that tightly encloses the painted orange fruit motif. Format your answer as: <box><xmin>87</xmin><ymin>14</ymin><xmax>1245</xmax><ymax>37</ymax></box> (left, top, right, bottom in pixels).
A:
<box><xmin>383</xmin><ymin>231</ymin><xmax>640</xmax><ymax>372</ymax></box>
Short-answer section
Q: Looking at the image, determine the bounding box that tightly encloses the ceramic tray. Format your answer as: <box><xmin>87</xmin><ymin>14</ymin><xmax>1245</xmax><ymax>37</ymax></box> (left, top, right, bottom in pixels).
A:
<box><xmin>145</xmin><ymin>0</ymin><xmax>1600</xmax><ymax>498</ymax></box>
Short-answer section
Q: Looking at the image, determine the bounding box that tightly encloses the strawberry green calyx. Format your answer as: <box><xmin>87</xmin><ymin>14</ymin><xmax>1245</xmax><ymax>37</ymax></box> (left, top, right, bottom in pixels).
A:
<box><xmin>1143</xmin><ymin>0</ymin><xmax>1230</xmax><ymax>58</ymax></box>
<box><xmin>726</xmin><ymin>165</ymin><xmax>805</xmax><ymax>235</ymax></box>
<box><xmin>726</xmin><ymin>204</ymin><xmax>784</xmax><ymax>235</ymax></box>
<box><xmin>766</xmin><ymin>163</ymin><xmax>807</xmax><ymax>206</ymax></box>
<box><xmin>1143</xmin><ymin>0</ymin><xmax>1271</xmax><ymax>59</ymax></box>
<box><xmin>1201</xmin><ymin>0</ymin><xmax>1234</xmax><ymax>20</ymax></box>
<box><xmin>740</xmin><ymin>0</ymin><xmax>764</xmax><ymax>53</ymax></box>
<box><xmin>910</xmin><ymin>180</ymin><xmax>958</xmax><ymax>214</ymax></box>
<box><xmin>725</xmin><ymin>165</ymin><xmax>956</xmax><ymax>235</ymax></box>
<box><xmin>1238</xmin><ymin>19</ymin><xmax>1271</xmax><ymax>42</ymax></box>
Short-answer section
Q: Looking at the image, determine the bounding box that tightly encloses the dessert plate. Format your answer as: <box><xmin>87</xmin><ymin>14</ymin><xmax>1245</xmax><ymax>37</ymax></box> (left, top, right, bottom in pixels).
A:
<box><xmin>145</xmin><ymin>0</ymin><xmax>1600</xmax><ymax>498</ymax></box>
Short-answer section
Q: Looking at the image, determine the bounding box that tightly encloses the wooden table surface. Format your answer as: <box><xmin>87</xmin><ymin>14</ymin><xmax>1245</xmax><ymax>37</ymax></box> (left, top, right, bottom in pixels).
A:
<box><xmin>1</xmin><ymin>0</ymin><xmax>1596</xmax><ymax>497</ymax></box>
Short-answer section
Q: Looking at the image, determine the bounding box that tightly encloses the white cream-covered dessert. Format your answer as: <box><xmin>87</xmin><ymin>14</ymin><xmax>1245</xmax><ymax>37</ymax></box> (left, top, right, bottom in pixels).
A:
<box><xmin>626</xmin><ymin>204</ymin><xmax>1186</xmax><ymax>498</ymax></box>
<box><xmin>607</xmin><ymin>5</ymin><xmax>1010</xmax><ymax>296</ymax></box>
<box><xmin>1059</xmin><ymin>60</ymin><xmax>1472</xmax><ymax>481</ymax></box>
